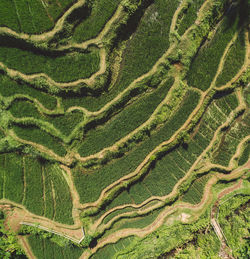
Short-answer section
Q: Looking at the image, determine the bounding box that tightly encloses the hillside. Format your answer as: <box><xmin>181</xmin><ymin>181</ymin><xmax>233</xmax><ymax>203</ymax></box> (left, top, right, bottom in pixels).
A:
<box><xmin>0</xmin><ymin>0</ymin><xmax>249</xmax><ymax>258</ymax></box>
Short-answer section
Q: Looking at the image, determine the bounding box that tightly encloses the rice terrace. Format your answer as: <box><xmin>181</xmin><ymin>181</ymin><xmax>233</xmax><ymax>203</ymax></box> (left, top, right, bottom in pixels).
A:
<box><xmin>0</xmin><ymin>0</ymin><xmax>249</xmax><ymax>258</ymax></box>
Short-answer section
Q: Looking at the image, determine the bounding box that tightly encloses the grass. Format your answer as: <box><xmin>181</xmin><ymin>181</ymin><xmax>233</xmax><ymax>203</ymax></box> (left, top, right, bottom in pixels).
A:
<box><xmin>177</xmin><ymin>0</ymin><xmax>205</xmax><ymax>36</ymax></box>
<box><xmin>78</xmin><ymin>78</ymin><xmax>173</xmax><ymax>156</ymax></box>
<box><xmin>23</xmin><ymin>156</ymin><xmax>44</xmax><ymax>216</ymax></box>
<box><xmin>73</xmin><ymin>90</ymin><xmax>200</xmax><ymax>203</ymax></box>
<box><xmin>13</xmin><ymin>125</ymin><xmax>67</xmax><ymax>157</ymax></box>
<box><xmin>216</xmin><ymin>30</ymin><xmax>246</xmax><ymax>86</ymax></box>
<box><xmin>186</xmin><ymin>11</ymin><xmax>240</xmax><ymax>91</ymax></box>
<box><xmin>4</xmin><ymin>153</ymin><xmax>24</xmax><ymax>203</ymax></box>
<box><xmin>0</xmin><ymin>74</ymin><xmax>57</xmax><ymax>110</ymax></box>
<box><xmin>73</xmin><ymin>0</ymin><xmax>122</xmax><ymax>43</ymax></box>
<box><xmin>0</xmin><ymin>46</ymin><xmax>100</xmax><ymax>83</ymax></box>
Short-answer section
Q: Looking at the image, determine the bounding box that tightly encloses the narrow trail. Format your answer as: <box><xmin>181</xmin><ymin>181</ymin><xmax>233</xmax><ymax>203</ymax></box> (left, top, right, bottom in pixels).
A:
<box><xmin>80</xmin><ymin>163</ymin><xmax>249</xmax><ymax>259</ymax></box>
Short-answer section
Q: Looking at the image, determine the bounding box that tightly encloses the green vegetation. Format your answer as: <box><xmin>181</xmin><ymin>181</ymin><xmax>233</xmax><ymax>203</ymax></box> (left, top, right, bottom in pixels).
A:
<box><xmin>186</xmin><ymin>11</ymin><xmax>240</xmax><ymax>91</ymax></box>
<box><xmin>13</xmin><ymin>125</ymin><xmax>67</xmax><ymax>157</ymax></box>
<box><xmin>216</xmin><ymin>30</ymin><xmax>246</xmax><ymax>86</ymax></box>
<box><xmin>73</xmin><ymin>90</ymin><xmax>200</xmax><ymax>204</ymax></box>
<box><xmin>73</xmin><ymin>0</ymin><xmax>122</xmax><ymax>42</ymax></box>
<box><xmin>115</xmin><ymin>0</ymin><xmax>179</xmax><ymax>92</ymax></box>
<box><xmin>28</xmin><ymin>235</ymin><xmax>83</xmax><ymax>259</ymax></box>
<box><xmin>0</xmin><ymin>0</ymin><xmax>248</xmax><ymax>258</ymax></box>
<box><xmin>181</xmin><ymin>175</ymin><xmax>209</xmax><ymax>204</ymax></box>
<box><xmin>177</xmin><ymin>0</ymin><xmax>205</xmax><ymax>36</ymax></box>
<box><xmin>0</xmin><ymin>211</ymin><xmax>25</xmax><ymax>258</ymax></box>
<box><xmin>0</xmin><ymin>0</ymin><xmax>75</xmax><ymax>34</ymax></box>
<box><xmin>78</xmin><ymin>78</ymin><xmax>173</xmax><ymax>156</ymax></box>
<box><xmin>0</xmin><ymin>46</ymin><xmax>100</xmax><ymax>83</ymax></box>
<box><xmin>0</xmin><ymin>74</ymin><xmax>57</xmax><ymax>110</ymax></box>
<box><xmin>23</xmin><ymin>156</ymin><xmax>44</xmax><ymax>216</ymax></box>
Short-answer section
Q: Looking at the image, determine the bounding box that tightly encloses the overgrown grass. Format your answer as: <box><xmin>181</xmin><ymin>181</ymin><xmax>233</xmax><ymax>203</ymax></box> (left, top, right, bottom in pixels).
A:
<box><xmin>186</xmin><ymin>11</ymin><xmax>240</xmax><ymax>91</ymax></box>
<box><xmin>216</xmin><ymin>30</ymin><xmax>246</xmax><ymax>86</ymax></box>
<box><xmin>13</xmin><ymin>125</ymin><xmax>67</xmax><ymax>157</ymax></box>
<box><xmin>73</xmin><ymin>90</ymin><xmax>200</xmax><ymax>203</ymax></box>
<box><xmin>73</xmin><ymin>0</ymin><xmax>122</xmax><ymax>43</ymax></box>
<box><xmin>78</xmin><ymin>78</ymin><xmax>173</xmax><ymax>156</ymax></box>
<box><xmin>0</xmin><ymin>46</ymin><xmax>100</xmax><ymax>83</ymax></box>
<box><xmin>0</xmin><ymin>74</ymin><xmax>57</xmax><ymax>110</ymax></box>
<box><xmin>23</xmin><ymin>156</ymin><xmax>44</xmax><ymax>216</ymax></box>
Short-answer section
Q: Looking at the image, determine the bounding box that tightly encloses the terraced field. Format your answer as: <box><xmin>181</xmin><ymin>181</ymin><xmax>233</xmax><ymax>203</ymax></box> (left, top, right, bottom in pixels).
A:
<box><xmin>0</xmin><ymin>0</ymin><xmax>249</xmax><ymax>258</ymax></box>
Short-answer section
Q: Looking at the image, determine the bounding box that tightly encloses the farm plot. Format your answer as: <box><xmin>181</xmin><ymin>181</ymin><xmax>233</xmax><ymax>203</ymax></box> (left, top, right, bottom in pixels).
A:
<box><xmin>181</xmin><ymin>175</ymin><xmax>210</xmax><ymax>204</ymax></box>
<box><xmin>9</xmin><ymin>100</ymin><xmax>84</xmax><ymax>137</ymax></box>
<box><xmin>216</xmin><ymin>30</ymin><xmax>246</xmax><ymax>86</ymax></box>
<box><xmin>177</xmin><ymin>0</ymin><xmax>205</xmax><ymax>36</ymax></box>
<box><xmin>78</xmin><ymin>78</ymin><xmax>173</xmax><ymax>156</ymax></box>
<box><xmin>28</xmin><ymin>235</ymin><xmax>84</xmax><ymax>259</ymax></box>
<box><xmin>186</xmin><ymin>7</ymin><xmax>241</xmax><ymax>91</ymax></box>
<box><xmin>13</xmin><ymin>125</ymin><xmax>67</xmax><ymax>157</ymax></box>
<box><xmin>73</xmin><ymin>90</ymin><xmax>200</xmax><ymax>204</ymax></box>
<box><xmin>73</xmin><ymin>0</ymin><xmax>122</xmax><ymax>43</ymax></box>
<box><xmin>0</xmin><ymin>0</ymin><xmax>75</xmax><ymax>34</ymax></box>
<box><xmin>0</xmin><ymin>74</ymin><xmax>57</xmax><ymax>110</ymax></box>
<box><xmin>0</xmin><ymin>44</ymin><xmax>100</xmax><ymax>83</ymax></box>
<box><xmin>62</xmin><ymin>0</ymin><xmax>179</xmax><ymax>112</ymax></box>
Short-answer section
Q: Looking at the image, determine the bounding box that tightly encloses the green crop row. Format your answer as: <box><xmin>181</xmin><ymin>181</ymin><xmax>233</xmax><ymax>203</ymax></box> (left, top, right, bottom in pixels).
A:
<box><xmin>213</xmin><ymin>112</ymin><xmax>249</xmax><ymax>167</ymax></box>
<box><xmin>28</xmin><ymin>235</ymin><xmax>83</xmax><ymax>259</ymax></box>
<box><xmin>0</xmin><ymin>44</ymin><xmax>100</xmax><ymax>83</ymax></box>
<box><xmin>73</xmin><ymin>90</ymin><xmax>200</xmax><ymax>204</ymax></box>
<box><xmin>73</xmin><ymin>0</ymin><xmax>122</xmax><ymax>43</ymax></box>
<box><xmin>186</xmin><ymin>9</ymin><xmax>241</xmax><ymax>91</ymax></box>
<box><xmin>238</xmin><ymin>142</ymin><xmax>250</xmax><ymax>166</ymax></box>
<box><xmin>0</xmin><ymin>153</ymin><xmax>24</xmax><ymax>203</ymax></box>
<box><xmin>23</xmin><ymin>156</ymin><xmax>44</xmax><ymax>216</ymax></box>
<box><xmin>13</xmin><ymin>125</ymin><xmax>67</xmax><ymax>157</ymax></box>
<box><xmin>0</xmin><ymin>74</ymin><xmax>57</xmax><ymax>110</ymax></box>
<box><xmin>9</xmin><ymin>99</ymin><xmax>83</xmax><ymax>136</ymax></box>
<box><xmin>114</xmin><ymin>0</ymin><xmax>179</xmax><ymax>94</ymax></box>
<box><xmin>0</xmin><ymin>0</ymin><xmax>76</xmax><ymax>34</ymax></box>
<box><xmin>90</xmin><ymin>236</ymin><xmax>134</xmax><ymax>259</ymax></box>
<box><xmin>44</xmin><ymin>164</ymin><xmax>74</xmax><ymax>224</ymax></box>
<box><xmin>216</xmin><ymin>30</ymin><xmax>246</xmax><ymax>86</ymax></box>
<box><xmin>181</xmin><ymin>175</ymin><xmax>209</xmax><ymax>204</ymax></box>
<box><xmin>78</xmin><ymin>78</ymin><xmax>173</xmax><ymax>156</ymax></box>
